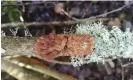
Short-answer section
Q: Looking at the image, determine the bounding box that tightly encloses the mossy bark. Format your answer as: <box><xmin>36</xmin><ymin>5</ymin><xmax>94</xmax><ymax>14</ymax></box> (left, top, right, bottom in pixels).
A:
<box><xmin>1</xmin><ymin>37</ymin><xmax>36</xmax><ymax>56</ymax></box>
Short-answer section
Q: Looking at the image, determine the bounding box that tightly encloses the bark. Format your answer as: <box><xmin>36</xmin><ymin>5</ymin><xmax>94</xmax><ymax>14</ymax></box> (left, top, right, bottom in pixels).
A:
<box><xmin>1</xmin><ymin>36</ymin><xmax>36</xmax><ymax>56</ymax></box>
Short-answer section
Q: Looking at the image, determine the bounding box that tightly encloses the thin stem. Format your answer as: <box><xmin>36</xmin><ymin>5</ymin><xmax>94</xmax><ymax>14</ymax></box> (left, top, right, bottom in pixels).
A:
<box><xmin>1</xmin><ymin>1</ymin><xmax>54</xmax><ymax>7</ymax></box>
<box><xmin>90</xmin><ymin>2</ymin><xmax>133</xmax><ymax>18</ymax></box>
<box><xmin>117</xmin><ymin>58</ymin><xmax>124</xmax><ymax>80</ymax></box>
<box><xmin>122</xmin><ymin>62</ymin><xmax>133</xmax><ymax>67</ymax></box>
<box><xmin>1</xmin><ymin>18</ymin><xmax>109</xmax><ymax>28</ymax></box>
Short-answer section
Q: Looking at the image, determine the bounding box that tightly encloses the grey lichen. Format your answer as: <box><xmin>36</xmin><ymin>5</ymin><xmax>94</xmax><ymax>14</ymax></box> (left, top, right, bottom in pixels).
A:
<box><xmin>71</xmin><ymin>22</ymin><xmax>133</xmax><ymax>66</ymax></box>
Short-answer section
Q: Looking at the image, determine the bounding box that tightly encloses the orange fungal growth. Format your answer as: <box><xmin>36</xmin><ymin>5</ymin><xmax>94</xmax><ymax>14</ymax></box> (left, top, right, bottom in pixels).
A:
<box><xmin>35</xmin><ymin>33</ymin><xmax>94</xmax><ymax>61</ymax></box>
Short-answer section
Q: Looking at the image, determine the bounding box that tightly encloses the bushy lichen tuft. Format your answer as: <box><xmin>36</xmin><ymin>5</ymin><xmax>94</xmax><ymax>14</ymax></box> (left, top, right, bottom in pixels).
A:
<box><xmin>71</xmin><ymin>22</ymin><xmax>133</xmax><ymax>67</ymax></box>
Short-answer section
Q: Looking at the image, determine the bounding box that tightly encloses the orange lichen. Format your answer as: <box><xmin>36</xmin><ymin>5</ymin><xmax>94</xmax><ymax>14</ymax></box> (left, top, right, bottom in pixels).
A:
<box><xmin>35</xmin><ymin>33</ymin><xmax>94</xmax><ymax>61</ymax></box>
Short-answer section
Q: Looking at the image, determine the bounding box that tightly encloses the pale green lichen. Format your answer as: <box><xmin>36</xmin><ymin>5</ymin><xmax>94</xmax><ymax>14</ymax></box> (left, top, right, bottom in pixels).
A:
<box><xmin>71</xmin><ymin>22</ymin><xmax>133</xmax><ymax>67</ymax></box>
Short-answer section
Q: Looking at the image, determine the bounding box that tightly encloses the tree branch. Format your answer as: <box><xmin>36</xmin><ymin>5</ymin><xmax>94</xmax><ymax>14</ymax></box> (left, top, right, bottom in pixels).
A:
<box><xmin>2</xmin><ymin>56</ymin><xmax>78</xmax><ymax>80</ymax></box>
<box><xmin>1</xmin><ymin>36</ymin><xmax>73</xmax><ymax>65</ymax></box>
<box><xmin>1</xmin><ymin>36</ymin><xmax>117</xmax><ymax>66</ymax></box>
<box><xmin>1</xmin><ymin>18</ymin><xmax>108</xmax><ymax>28</ymax></box>
<box><xmin>1</xmin><ymin>59</ymin><xmax>55</xmax><ymax>80</ymax></box>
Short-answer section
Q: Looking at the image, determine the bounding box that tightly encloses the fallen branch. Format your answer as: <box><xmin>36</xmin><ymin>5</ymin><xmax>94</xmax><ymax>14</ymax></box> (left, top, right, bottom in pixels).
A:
<box><xmin>1</xmin><ymin>18</ymin><xmax>108</xmax><ymax>28</ymax></box>
<box><xmin>1</xmin><ymin>59</ymin><xmax>54</xmax><ymax>80</ymax></box>
<box><xmin>2</xmin><ymin>56</ymin><xmax>78</xmax><ymax>80</ymax></box>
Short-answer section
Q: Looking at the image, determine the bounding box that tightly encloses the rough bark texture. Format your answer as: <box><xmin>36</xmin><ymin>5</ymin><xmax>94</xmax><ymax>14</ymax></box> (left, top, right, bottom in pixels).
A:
<box><xmin>1</xmin><ymin>37</ymin><xmax>36</xmax><ymax>56</ymax></box>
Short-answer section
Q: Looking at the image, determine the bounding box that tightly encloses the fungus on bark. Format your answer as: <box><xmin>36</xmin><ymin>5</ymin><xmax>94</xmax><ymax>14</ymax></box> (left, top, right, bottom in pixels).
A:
<box><xmin>35</xmin><ymin>33</ymin><xmax>94</xmax><ymax>61</ymax></box>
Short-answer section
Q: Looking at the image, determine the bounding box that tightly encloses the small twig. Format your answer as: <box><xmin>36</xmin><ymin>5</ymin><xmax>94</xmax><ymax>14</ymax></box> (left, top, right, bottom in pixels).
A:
<box><xmin>1</xmin><ymin>1</ymin><xmax>54</xmax><ymax>7</ymax></box>
<box><xmin>90</xmin><ymin>2</ymin><xmax>133</xmax><ymax>18</ymax></box>
<box><xmin>1</xmin><ymin>18</ymin><xmax>109</xmax><ymax>28</ymax></box>
<box><xmin>82</xmin><ymin>2</ymin><xmax>93</xmax><ymax>18</ymax></box>
<box><xmin>122</xmin><ymin>62</ymin><xmax>133</xmax><ymax>67</ymax></box>
<box><xmin>48</xmin><ymin>60</ymin><xmax>72</xmax><ymax>65</ymax></box>
<box><xmin>104</xmin><ymin>62</ymin><xmax>113</xmax><ymax>75</ymax></box>
<box><xmin>62</xmin><ymin>10</ymin><xmax>78</xmax><ymax>21</ymax></box>
<box><xmin>117</xmin><ymin>58</ymin><xmax>124</xmax><ymax>80</ymax></box>
<box><xmin>20</xmin><ymin>1</ymin><xmax>25</xmax><ymax>12</ymax></box>
<box><xmin>18</xmin><ymin>5</ymin><xmax>32</xmax><ymax>37</ymax></box>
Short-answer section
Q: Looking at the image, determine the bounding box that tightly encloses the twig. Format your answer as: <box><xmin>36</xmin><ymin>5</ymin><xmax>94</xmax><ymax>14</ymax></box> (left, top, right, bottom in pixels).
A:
<box><xmin>122</xmin><ymin>62</ymin><xmax>133</xmax><ymax>67</ymax></box>
<box><xmin>117</xmin><ymin>58</ymin><xmax>124</xmax><ymax>80</ymax></box>
<box><xmin>1</xmin><ymin>1</ymin><xmax>54</xmax><ymax>7</ymax></box>
<box><xmin>48</xmin><ymin>60</ymin><xmax>72</xmax><ymax>65</ymax></box>
<box><xmin>2</xmin><ymin>56</ymin><xmax>78</xmax><ymax>80</ymax></box>
<box><xmin>1</xmin><ymin>59</ymin><xmax>52</xmax><ymax>80</ymax></box>
<box><xmin>90</xmin><ymin>2</ymin><xmax>133</xmax><ymax>18</ymax></box>
<box><xmin>82</xmin><ymin>2</ymin><xmax>93</xmax><ymax>18</ymax></box>
<box><xmin>104</xmin><ymin>61</ymin><xmax>113</xmax><ymax>75</ymax></box>
<box><xmin>62</xmin><ymin>9</ymin><xmax>78</xmax><ymax>20</ymax></box>
<box><xmin>20</xmin><ymin>1</ymin><xmax>25</xmax><ymax>12</ymax></box>
<box><xmin>18</xmin><ymin>4</ymin><xmax>32</xmax><ymax>37</ymax></box>
<box><xmin>1</xmin><ymin>18</ymin><xmax>109</xmax><ymax>28</ymax></box>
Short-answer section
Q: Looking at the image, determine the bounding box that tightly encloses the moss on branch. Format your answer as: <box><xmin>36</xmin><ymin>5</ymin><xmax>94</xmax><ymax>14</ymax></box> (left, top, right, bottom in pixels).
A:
<box><xmin>1</xmin><ymin>37</ymin><xmax>36</xmax><ymax>56</ymax></box>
